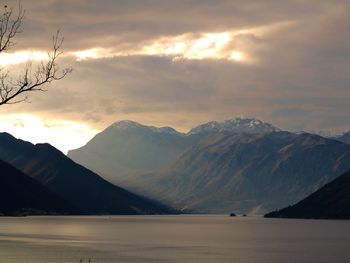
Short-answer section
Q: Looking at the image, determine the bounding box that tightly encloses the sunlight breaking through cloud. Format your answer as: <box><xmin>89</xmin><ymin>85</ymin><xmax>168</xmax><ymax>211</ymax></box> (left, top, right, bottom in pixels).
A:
<box><xmin>68</xmin><ymin>31</ymin><xmax>252</xmax><ymax>63</ymax></box>
<box><xmin>0</xmin><ymin>22</ymin><xmax>293</xmax><ymax>65</ymax></box>
<box><xmin>0</xmin><ymin>114</ymin><xmax>98</xmax><ymax>153</ymax></box>
<box><xmin>69</xmin><ymin>48</ymin><xmax>115</xmax><ymax>61</ymax></box>
<box><xmin>140</xmin><ymin>31</ymin><xmax>248</xmax><ymax>61</ymax></box>
<box><xmin>68</xmin><ymin>22</ymin><xmax>294</xmax><ymax>63</ymax></box>
<box><xmin>0</xmin><ymin>51</ymin><xmax>49</xmax><ymax>66</ymax></box>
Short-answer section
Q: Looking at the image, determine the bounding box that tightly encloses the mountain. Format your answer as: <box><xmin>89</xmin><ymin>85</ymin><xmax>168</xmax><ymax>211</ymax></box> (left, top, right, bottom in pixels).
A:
<box><xmin>0</xmin><ymin>159</ymin><xmax>78</xmax><ymax>216</ymax></box>
<box><xmin>188</xmin><ymin>117</ymin><xmax>280</xmax><ymax>135</ymax></box>
<box><xmin>68</xmin><ymin>120</ymin><xmax>197</xmax><ymax>185</ymax></box>
<box><xmin>68</xmin><ymin>118</ymin><xmax>279</xmax><ymax>186</ymax></box>
<box><xmin>334</xmin><ymin>131</ymin><xmax>350</xmax><ymax>145</ymax></box>
<box><xmin>265</xmin><ymin>169</ymin><xmax>350</xmax><ymax>219</ymax></box>
<box><xmin>0</xmin><ymin>133</ymin><xmax>172</xmax><ymax>215</ymax></box>
<box><xmin>130</xmin><ymin>132</ymin><xmax>350</xmax><ymax>214</ymax></box>
<box><xmin>68</xmin><ymin>119</ymin><xmax>350</xmax><ymax>214</ymax></box>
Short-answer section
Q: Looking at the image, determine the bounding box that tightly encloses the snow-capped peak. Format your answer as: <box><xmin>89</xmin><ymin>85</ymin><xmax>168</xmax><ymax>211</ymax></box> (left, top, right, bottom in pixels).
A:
<box><xmin>110</xmin><ymin>120</ymin><xmax>142</xmax><ymax>130</ymax></box>
<box><xmin>188</xmin><ymin>117</ymin><xmax>280</xmax><ymax>135</ymax></box>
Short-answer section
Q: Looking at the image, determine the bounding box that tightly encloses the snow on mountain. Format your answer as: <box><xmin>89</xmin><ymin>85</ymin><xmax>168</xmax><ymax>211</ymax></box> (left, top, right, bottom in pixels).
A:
<box><xmin>110</xmin><ymin>120</ymin><xmax>142</xmax><ymax>130</ymax></box>
<box><xmin>188</xmin><ymin>117</ymin><xmax>280</xmax><ymax>135</ymax></box>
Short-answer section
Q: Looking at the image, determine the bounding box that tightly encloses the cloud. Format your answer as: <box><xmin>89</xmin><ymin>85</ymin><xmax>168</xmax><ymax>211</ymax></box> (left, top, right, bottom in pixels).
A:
<box><xmin>10</xmin><ymin>0</ymin><xmax>329</xmax><ymax>53</ymax></box>
<box><xmin>1</xmin><ymin>22</ymin><xmax>289</xmax><ymax>65</ymax></box>
<box><xmin>0</xmin><ymin>0</ymin><xmax>349</xmax><ymax>152</ymax></box>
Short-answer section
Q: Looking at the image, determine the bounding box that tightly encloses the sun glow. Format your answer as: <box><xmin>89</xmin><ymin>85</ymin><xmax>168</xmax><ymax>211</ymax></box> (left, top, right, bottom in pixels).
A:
<box><xmin>0</xmin><ymin>114</ymin><xmax>98</xmax><ymax>154</ymax></box>
<box><xmin>141</xmin><ymin>31</ymin><xmax>247</xmax><ymax>61</ymax></box>
<box><xmin>230</xmin><ymin>51</ymin><xmax>245</xmax><ymax>61</ymax></box>
<box><xmin>0</xmin><ymin>51</ymin><xmax>49</xmax><ymax>66</ymax></box>
<box><xmin>70</xmin><ymin>30</ymin><xmax>252</xmax><ymax>63</ymax></box>
<box><xmin>70</xmin><ymin>48</ymin><xmax>115</xmax><ymax>61</ymax></box>
<box><xmin>0</xmin><ymin>23</ymin><xmax>293</xmax><ymax>65</ymax></box>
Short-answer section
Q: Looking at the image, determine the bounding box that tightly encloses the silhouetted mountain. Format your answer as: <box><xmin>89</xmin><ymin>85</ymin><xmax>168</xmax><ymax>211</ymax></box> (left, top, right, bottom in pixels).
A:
<box><xmin>0</xmin><ymin>133</ymin><xmax>173</xmax><ymax>215</ymax></box>
<box><xmin>131</xmin><ymin>132</ymin><xmax>350</xmax><ymax>214</ymax></box>
<box><xmin>265</xmin><ymin>169</ymin><xmax>350</xmax><ymax>219</ymax></box>
<box><xmin>334</xmin><ymin>132</ymin><xmax>350</xmax><ymax>145</ymax></box>
<box><xmin>0</xmin><ymin>159</ymin><xmax>78</xmax><ymax>216</ymax></box>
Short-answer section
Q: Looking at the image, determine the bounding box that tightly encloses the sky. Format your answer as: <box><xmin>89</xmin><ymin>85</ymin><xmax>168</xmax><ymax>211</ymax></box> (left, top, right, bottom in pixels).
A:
<box><xmin>0</xmin><ymin>0</ymin><xmax>349</xmax><ymax>153</ymax></box>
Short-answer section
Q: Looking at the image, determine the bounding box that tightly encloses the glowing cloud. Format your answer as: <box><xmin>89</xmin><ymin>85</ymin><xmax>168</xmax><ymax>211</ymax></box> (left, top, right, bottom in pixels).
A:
<box><xmin>141</xmin><ymin>32</ymin><xmax>243</xmax><ymax>61</ymax></box>
<box><xmin>0</xmin><ymin>23</ymin><xmax>293</xmax><ymax>65</ymax></box>
<box><xmin>0</xmin><ymin>51</ymin><xmax>49</xmax><ymax>66</ymax></box>
<box><xmin>67</xmin><ymin>31</ymin><xmax>250</xmax><ymax>63</ymax></box>
<box><xmin>70</xmin><ymin>48</ymin><xmax>115</xmax><ymax>61</ymax></box>
<box><xmin>230</xmin><ymin>51</ymin><xmax>245</xmax><ymax>61</ymax></box>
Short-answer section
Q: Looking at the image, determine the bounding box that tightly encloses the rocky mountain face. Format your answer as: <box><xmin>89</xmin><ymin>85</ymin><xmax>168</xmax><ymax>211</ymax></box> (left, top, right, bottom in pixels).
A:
<box><xmin>68</xmin><ymin>118</ymin><xmax>279</xmax><ymax>185</ymax></box>
<box><xmin>123</xmin><ymin>132</ymin><xmax>350</xmax><ymax>214</ymax></box>
<box><xmin>0</xmin><ymin>159</ymin><xmax>79</xmax><ymax>216</ymax></box>
<box><xmin>67</xmin><ymin>118</ymin><xmax>350</xmax><ymax>214</ymax></box>
<box><xmin>0</xmin><ymin>133</ymin><xmax>173</xmax><ymax>215</ymax></box>
<box><xmin>265</xmin><ymin>169</ymin><xmax>350</xmax><ymax>219</ymax></box>
<box><xmin>188</xmin><ymin>118</ymin><xmax>280</xmax><ymax>135</ymax></box>
<box><xmin>68</xmin><ymin>120</ymin><xmax>200</xmax><ymax>185</ymax></box>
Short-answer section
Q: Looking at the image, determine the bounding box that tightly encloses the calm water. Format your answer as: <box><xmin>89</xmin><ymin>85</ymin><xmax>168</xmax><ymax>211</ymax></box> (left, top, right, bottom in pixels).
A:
<box><xmin>0</xmin><ymin>215</ymin><xmax>349</xmax><ymax>263</ymax></box>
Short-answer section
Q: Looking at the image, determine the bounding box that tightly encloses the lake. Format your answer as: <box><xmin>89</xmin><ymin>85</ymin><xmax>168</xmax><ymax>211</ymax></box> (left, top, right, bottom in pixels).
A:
<box><xmin>0</xmin><ymin>215</ymin><xmax>349</xmax><ymax>263</ymax></box>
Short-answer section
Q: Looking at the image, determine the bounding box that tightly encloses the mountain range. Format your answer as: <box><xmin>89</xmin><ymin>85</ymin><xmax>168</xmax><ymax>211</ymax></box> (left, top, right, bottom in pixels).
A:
<box><xmin>68</xmin><ymin>118</ymin><xmax>279</xmax><ymax>185</ymax></box>
<box><xmin>265</xmin><ymin>169</ymin><xmax>350</xmax><ymax>219</ymax></box>
<box><xmin>0</xmin><ymin>133</ymin><xmax>173</xmax><ymax>215</ymax></box>
<box><xmin>68</xmin><ymin>118</ymin><xmax>350</xmax><ymax>214</ymax></box>
<box><xmin>3</xmin><ymin>116</ymin><xmax>349</xmax><ymax>217</ymax></box>
<box><xmin>132</xmin><ymin>132</ymin><xmax>350</xmax><ymax>213</ymax></box>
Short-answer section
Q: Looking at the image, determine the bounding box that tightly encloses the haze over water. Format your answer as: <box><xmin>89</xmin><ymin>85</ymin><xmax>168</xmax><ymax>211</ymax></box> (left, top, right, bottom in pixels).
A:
<box><xmin>0</xmin><ymin>216</ymin><xmax>349</xmax><ymax>263</ymax></box>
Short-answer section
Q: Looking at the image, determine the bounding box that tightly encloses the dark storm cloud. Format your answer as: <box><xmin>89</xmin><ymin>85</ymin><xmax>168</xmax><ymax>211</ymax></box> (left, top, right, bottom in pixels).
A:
<box><xmin>1</xmin><ymin>0</ymin><xmax>349</xmax><ymax>133</ymax></box>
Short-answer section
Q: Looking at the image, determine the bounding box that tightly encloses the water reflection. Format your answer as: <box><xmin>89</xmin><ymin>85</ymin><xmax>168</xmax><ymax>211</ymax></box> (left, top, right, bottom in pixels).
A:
<box><xmin>0</xmin><ymin>216</ymin><xmax>349</xmax><ymax>263</ymax></box>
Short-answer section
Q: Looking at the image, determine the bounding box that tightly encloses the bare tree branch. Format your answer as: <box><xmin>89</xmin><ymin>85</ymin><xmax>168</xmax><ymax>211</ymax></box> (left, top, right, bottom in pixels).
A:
<box><xmin>0</xmin><ymin>3</ymin><xmax>71</xmax><ymax>106</ymax></box>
